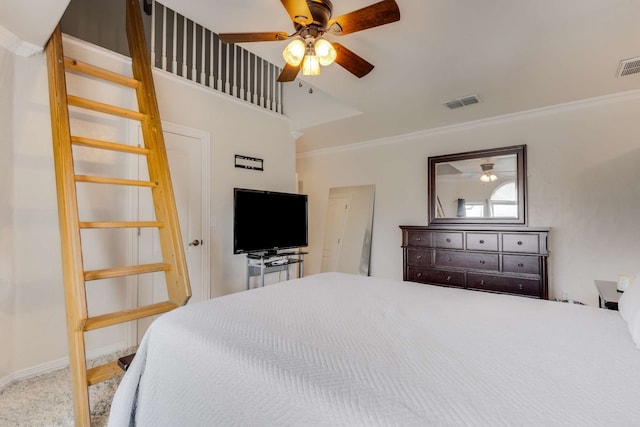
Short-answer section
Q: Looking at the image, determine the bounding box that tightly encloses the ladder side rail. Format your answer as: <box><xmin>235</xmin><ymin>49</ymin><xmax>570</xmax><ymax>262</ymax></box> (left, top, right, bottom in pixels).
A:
<box><xmin>126</xmin><ymin>0</ymin><xmax>191</xmax><ymax>305</ymax></box>
<box><xmin>45</xmin><ymin>25</ymin><xmax>91</xmax><ymax>427</ymax></box>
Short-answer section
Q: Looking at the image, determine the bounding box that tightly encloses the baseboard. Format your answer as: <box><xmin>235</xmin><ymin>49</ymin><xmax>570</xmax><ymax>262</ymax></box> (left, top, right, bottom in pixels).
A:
<box><xmin>0</xmin><ymin>341</ymin><xmax>128</xmax><ymax>390</ymax></box>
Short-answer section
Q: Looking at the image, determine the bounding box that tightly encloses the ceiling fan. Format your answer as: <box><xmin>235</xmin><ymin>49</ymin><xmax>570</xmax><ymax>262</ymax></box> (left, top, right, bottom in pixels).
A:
<box><xmin>218</xmin><ymin>0</ymin><xmax>401</xmax><ymax>82</ymax></box>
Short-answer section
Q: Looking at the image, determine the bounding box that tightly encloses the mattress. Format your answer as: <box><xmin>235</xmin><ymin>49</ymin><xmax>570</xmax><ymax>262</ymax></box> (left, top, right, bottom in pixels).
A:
<box><xmin>109</xmin><ymin>272</ymin><xmax>640</xmax><ymax>426</ymax></box>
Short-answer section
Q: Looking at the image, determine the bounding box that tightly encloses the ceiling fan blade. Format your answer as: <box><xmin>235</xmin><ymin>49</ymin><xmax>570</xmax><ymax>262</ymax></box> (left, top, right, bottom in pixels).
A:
<box><xmin>328</xmin><ymin>0</ymin><xmax>400</xmax><ymax>35</ymax></box>
<box><xmin>277</xmin><ymin>63</ymin><xmax>301</xmax><ymax>82</ymax></box>
<box><xmin>280</xmin><ymin>0</ymin><xmax>313</xmax><ymax>26</ymax></box>
<box><xmin>332</xmin><ymin>43</ymin><xmax>374</xmax><ymax>78</ymax></box>
<box><xmin>219</xmin><ymin>32</ymin><xmax>289</xmax><ymax>44</ymax></box>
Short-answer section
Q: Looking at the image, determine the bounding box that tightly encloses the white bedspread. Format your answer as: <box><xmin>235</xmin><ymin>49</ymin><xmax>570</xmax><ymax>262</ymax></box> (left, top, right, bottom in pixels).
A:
<box><xmin>109</xmin><ymin>273</ymin><xmax>640</xmax><ymax>426</ymax></box>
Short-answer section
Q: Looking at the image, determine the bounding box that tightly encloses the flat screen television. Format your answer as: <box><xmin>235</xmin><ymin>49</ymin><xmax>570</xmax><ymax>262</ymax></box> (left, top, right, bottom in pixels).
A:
<box><xmin>233</xmin><ymin>188</ymin><xmax>308</xmax><ymax>255</ymax></box>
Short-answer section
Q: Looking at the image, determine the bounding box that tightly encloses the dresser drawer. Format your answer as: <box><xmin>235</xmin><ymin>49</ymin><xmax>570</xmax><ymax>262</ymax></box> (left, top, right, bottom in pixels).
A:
<box><xmin>467</xmin><ymin>273</ymin><xmax>541</xmax><ymax>297</ymax></box>
<box><xmin>503</xmin><ymin>255</ymin><xmax>540</xmax><ymax>275</ymax></box>
<box><xmin>406</xmin><ymin>230</ymin><xmax>432</xmax><ymax>247</ymax></box>
<box><xmin>435</xmin><ymin>250</ymin><xmax>499</xmax><ymax>272</ymax></box>
<box><xmin>433</xmin><ymin>232</ymin><xmax>463</xmax><ymax>249</ymax></box>
<box><xmin>502</xmin><ymin>233</ymin><xmax>540</xmax><ymax>253</ymax></box>
<box><xmin>407</xmin><ymin>266</ymin><xmax>465</xmax><ymax>287</ymax></box>
<box><xmin>407</xmin><ymin>249</ymin><xmax>432</xmax><ymax>267</ymax></box>
<box><xmin>466</xmin><ymin>233</ymin><xmax>499</xmax><ymax>251</ymax></box>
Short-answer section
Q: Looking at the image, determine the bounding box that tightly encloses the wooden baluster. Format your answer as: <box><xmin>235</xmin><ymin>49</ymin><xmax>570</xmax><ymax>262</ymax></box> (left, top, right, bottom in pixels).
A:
<box><xmin>181</xmin><ymin>15</ymin><xmax>187</xmax><ymax>77</ymax></box>
<box><xmin>277</xmin><ymin>73</ymin><xmax>282</xmax><ymax>113</ymax></box>
<box><xmin>150</xmin><ymin>0</ymin><xmax>156</xmax><ymax>67</ymax></box>
<box><xmin>259</xmin><ymin>58</ymin><xmax>265</xmax><ymax>107</ymax></box>
<box><xmin>191</xmin><ymin>22</ymin><xmax>197</xmax><ymax>81</ymax></box>
<box><xmin>200</xmin><ymin>26</ymin><xmax>206</xmax><ymax>85</ymax></box>
<box><xmin>239</xmin><ymin>47</ymin><xmax>245</xmax><ymax>100</ymax></box>
<box><xmin>208</xmin><ymin>31</ymin><xmax>214</xmax><ymax>89</ymax></box>
<box><xmin>253</xmin><ymin>54</ymin><xmax>259</xmax><ymax>105</ymax></box>
<box><xmin>171</xmin><ymin>10</ymin><xmax>177</xmax><ymax>73</ymax></box>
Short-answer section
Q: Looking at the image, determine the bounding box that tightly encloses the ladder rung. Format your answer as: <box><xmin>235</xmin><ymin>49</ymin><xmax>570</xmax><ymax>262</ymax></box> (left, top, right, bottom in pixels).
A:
<box><xmin>71</xmin><ymin>136</ymin><xmax>150</xmax><ymax>155</ymax></box>
<box><xmin>84</xmin><ymin>301</ymin><xmax>178</xmax><ymax>331</ymax></box>
<box><xmin>86</xmin><ymin>360</ymin><xmax>122</xmax><ymax>385</ymax></box>
<box><xmin>80</xmin><ymin>221</ymin><xmax>164</xmax><ymax>229</ymax></box>
<box><xmin>84</xmin><ymin>262</ymin><xmax>171</xmax><ymax>281</ymax></box>
<box><xmin>68</xmin><ymin>95</ymin><xmax>146</xmax><ymax>121</ymax></box>
<box><xmin>64</xmin><ymin>57</ymin><xmax>141</xmax><ymax>89</ymax></box>
<box><xmin>75</xmin><ymin>175</ymin><xmax>158</xmax><ymax>187</ymax></box>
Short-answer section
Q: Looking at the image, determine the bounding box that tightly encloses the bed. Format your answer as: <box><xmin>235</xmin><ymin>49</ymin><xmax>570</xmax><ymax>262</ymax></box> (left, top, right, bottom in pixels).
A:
<box><xmin>108</xmin><ymin>272</ymin><xmax>640</xmax><ymax>426</ymax></box>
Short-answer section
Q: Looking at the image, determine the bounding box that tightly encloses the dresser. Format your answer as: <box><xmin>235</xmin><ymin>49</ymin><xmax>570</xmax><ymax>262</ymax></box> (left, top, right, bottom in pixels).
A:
<box><xmin>400</xmin><ymin>225</ymin><xmax>549</xmax><ymax>299</ymax></box>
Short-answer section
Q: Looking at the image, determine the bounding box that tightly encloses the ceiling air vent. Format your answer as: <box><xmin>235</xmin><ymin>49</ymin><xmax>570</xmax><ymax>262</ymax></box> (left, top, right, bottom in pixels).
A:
<box><xmin>617</xmin><ymin>57</ymin><xmax>640</xmax><ymax>77</ymax></box>
<box><xmin>444</xmin><ymin>95</ymin><xmax>480</xmax><ymax>110</ymax></box>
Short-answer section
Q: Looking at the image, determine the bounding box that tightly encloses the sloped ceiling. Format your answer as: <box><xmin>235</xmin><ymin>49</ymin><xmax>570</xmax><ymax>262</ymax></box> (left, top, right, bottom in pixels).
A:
<box><xmin>0</xmin><ymin>0</ymin><xmax>70</xmax><ymax>55</ymax></box>
<box><xmin>160</xmin><ymin>0</ymin><xmax>640</xmax><ymax>153</ymax></box>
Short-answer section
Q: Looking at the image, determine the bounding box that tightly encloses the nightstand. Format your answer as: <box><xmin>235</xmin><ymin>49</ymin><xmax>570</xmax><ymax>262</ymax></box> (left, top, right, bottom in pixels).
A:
<box><xmin>594</xmin><ymin>280</ymin><xmax>622</xmax><ymax>310</ymax></box>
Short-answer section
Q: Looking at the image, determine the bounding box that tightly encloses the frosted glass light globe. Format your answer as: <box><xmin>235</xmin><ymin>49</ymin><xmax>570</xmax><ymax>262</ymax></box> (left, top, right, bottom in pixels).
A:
<box><xmin>314</xmin><ymin>39</ymin><xmax>337</xmax><ymax>66</ymax></box>
<box><xmin>282</xmin><ymin>39</ymin><xmax>305</xmax><ymax>66</ymax></box>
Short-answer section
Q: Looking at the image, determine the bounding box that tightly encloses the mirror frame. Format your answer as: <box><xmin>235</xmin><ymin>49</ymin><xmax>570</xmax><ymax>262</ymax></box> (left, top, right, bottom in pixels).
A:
<box><xmin>428</xmin><ymin>145</ymin><xmax>527</xmax><ymax>226</ymax></box>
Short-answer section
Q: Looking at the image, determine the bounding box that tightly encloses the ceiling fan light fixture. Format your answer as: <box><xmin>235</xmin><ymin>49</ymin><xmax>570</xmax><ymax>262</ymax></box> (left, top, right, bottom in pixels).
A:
<box><xmin>480</xmin><ymin>163</ymin><xmax>497</xmax><ymax>182</ymax></box>
<box><xmin>283</xmin><ymin>39</ymin><xmax>306</xmax><ymax>66</ymax></box>
<box><xmin>302</xmin><ymin>53</ymin><xmax>321</xmax><ymax>76</ymax></box>
<box><xmin>315</xmin><ymin>38</ymin><xmax>337</xmax><ymax>66</ymax></box>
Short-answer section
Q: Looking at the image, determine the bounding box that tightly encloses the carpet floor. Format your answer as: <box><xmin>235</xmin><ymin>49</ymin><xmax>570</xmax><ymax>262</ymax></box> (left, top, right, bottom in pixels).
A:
<box><xmin>0</xmin><ymin>348</ymin><xmax>136</xmax><ymax>426</ymax></box>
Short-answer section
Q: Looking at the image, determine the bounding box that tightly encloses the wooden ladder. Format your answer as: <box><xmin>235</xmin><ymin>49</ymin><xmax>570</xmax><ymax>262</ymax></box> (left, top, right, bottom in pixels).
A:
<box><xmin>45</xmin><ymin>1</ymin><xmax>191</xmax><ymax>425</ymax></box>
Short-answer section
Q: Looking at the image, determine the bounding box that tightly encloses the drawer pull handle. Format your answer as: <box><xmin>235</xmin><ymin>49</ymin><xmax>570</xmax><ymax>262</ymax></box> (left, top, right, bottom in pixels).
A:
<box><xmin>480</xmin><ymin>260</ymin><xmax>486</xmax><ymax>265</ymax></box>
<box><xmin>416</xmin><ymin>272</ymin><xmax>422</xmax><ymax>278</ymax></box>
<box><xmin>416</xmin><ymin>255</ymin><xmax>422</xmax><ymax>260</ymax></box>
<box><xmin>446</xmin><ymin>238</ymin><xmax>451</xmax><ymax>243</ymax></box>
<box><xmin>479</xmin><ymin>240</ymin><xmax>485</xmax><ymax>244</ymax></box>
<box><xmin>518</xmin><ymin>284</ymin><xmax>524</xmax><ymax>290</ymax></box>
<box><xmin>480</xmin><ymin>280</ymin><xmax>485</xmax><ymax>286</ymax></box>
<box><xmin>446</xmin><ymin>276</ymin><xmax>452</xmax><ymax>281</ymax></box>
<box><xmin>517</xmin><ymin>241</ymin><xmax>523</xmax><ymax>246</ymax></box>
<box><xmin>447</xmin><ymin>257</ymin><xmax>452</xmax><ymax>262</ymax></box>
<box><xmin>416</xmin><ymin>237</ymin><xmax>421</xmax><ymax>241</ymax></box>
<box><xmin>518</xmin><ymin>263</ymin><xmax>524</xmax><ymax>267</ymax></box>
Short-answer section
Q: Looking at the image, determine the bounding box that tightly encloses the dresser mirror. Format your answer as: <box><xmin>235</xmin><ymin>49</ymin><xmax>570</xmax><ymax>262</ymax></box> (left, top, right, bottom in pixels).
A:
<box><xmin>428</xmin><ymin>145</ymin><xmax>527</xmax><ymax>225</ymax></box>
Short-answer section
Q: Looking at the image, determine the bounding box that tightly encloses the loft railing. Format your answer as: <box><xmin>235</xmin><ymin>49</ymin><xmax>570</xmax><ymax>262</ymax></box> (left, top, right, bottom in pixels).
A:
<box><xmin>150</xmin><ymin>1</ymin><xmax>284</xmax><ymax>114</ymax></box>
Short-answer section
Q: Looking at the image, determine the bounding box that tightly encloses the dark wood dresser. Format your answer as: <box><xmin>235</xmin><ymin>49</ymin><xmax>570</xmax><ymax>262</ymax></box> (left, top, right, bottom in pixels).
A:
<box><xmin>400</xmin><ymin>225</ymin><xmax>549</xmax><ymax>299</ymax></box>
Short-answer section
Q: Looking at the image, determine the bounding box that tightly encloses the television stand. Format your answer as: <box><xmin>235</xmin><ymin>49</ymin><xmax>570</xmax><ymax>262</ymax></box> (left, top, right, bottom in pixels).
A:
<box><xmin>246</xmin><ymin>251</ymin><xmax>307</xmax><ymax>290</ymax></box>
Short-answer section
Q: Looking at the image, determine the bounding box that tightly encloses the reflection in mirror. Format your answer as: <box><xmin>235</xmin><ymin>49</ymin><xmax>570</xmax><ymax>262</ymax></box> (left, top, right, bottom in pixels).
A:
<box><xmin>321</xmin><ymin>185</ymin><xmax>375</xmax><ymax>276</ymax></box>
<box><xmin>436</xmin><ymin>154</ymin><xmax>517</xmax><ymax>218</ymax></box>
<box><xmin>428</xmin><ymin>145</ymin><xmax>526</xmax><ymax>225</ymax></box>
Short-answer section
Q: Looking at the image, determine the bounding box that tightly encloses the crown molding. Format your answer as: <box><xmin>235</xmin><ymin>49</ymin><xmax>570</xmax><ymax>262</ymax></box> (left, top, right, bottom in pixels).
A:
<box><xmin>297</xmin><ymin>89</ymin><xmax>640</xmax><ymax>159</ymax></box>
<box><xmin>0</xmin><ymin>25</ymin><xmax>42</xmax><ymax>57</ymax></box>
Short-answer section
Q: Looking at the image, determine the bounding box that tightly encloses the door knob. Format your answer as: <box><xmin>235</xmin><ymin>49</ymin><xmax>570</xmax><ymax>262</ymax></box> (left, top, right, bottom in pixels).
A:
<box><xmin>189</xmin><ymin>239</ymin><xmax>203</xmax><ymax>247</ymax></box>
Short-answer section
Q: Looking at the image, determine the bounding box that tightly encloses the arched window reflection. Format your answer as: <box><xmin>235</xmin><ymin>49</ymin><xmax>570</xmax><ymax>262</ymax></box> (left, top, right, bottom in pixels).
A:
<box><xmin>490</xmin><ymin>181</ymin><xmax>518</xmax><ymax>217</ymax></box>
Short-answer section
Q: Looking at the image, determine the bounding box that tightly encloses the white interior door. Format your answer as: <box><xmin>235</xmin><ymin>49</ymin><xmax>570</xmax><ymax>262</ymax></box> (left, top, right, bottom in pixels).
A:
<box><xmin>321</xmin><ymin>196</ymin><xmax>350</xmax><ymax>272</ymax></box>
<box><xmin>133</xmin><ymin>123</ymin><xmax>210</xmax><ymax>342</ymax></box>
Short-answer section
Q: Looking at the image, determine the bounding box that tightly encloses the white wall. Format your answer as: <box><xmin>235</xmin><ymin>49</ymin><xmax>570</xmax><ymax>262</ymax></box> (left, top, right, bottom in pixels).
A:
<box><xmin>297</xmin><ymin>92</ymin><xmax>640</xmax><ymax>306</ymax></box>
<box><xmin>152</xmin><ymin>70</ymin><xmax>297</xmax><ymax>296</ymax></box>
<box><xmin>3</xmin><ymin>36</ymin><xmax>295</xmax><ymax>383</ymax></box>
<box><xmin>0</xmin><ymin>45</ymin><xmax>15</xmax><ymax>381</ymax></box>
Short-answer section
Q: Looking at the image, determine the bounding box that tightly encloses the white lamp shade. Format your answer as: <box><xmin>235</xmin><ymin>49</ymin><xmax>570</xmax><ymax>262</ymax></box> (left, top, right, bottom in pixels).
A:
<box><xmin>315</xmin><ymin>39</ymin><xmax>337</xmax><ymax>66</ymax></box>
<box><xmin>282</xmin><ymin>39</ymin><xmax>305</xmax><ymax>66</ymax></box>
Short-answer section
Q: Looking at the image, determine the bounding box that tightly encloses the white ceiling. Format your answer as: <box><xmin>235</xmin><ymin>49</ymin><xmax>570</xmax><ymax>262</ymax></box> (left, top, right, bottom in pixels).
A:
<box><xmin>160</xmin><ymin>0</ymin><xmax>640</xmax><ymax>153</ymax></box>
<box><xmin>4</xmin><ymin>1</ymin><xmax>640</xmax><ymax>154</ymax></box>
<box><xmin>0</xmin><ymin>0</ymin><xmax>70</xmax><ymax>55</ymax></box>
